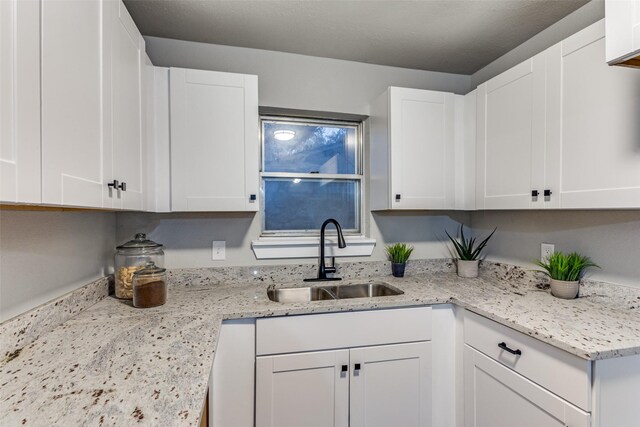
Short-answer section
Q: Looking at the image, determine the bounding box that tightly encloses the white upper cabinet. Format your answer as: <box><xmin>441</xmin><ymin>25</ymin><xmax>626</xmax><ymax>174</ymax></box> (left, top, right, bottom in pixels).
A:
<box><xmin>547</xmin><ymin>20</ymin><xmax>640</xmax><ymax>208</ymax></box>
<box><xmin>39</xmin><ymin>0</ymin><xmax>146</xmax><ymax>210</ymax></box>
<box><xmin>169</xmin><ymin>67</ymin><xmax>259</xmax><ymax>212</ymax></box>
<box><xmin>107</xmin><ymin>0</ymin><xmax>146</xmax><ymax>210</ymax></box>
<box><xmin>605</xmin><ymin>0</ymin><xmax>640</xmax><ymax>65</ymax></box>
<box><xmin>41</xmin><ymin>0</ymin><xmax>108</xmax><ymax>208</ymax></box>
<box><xmin>475</xmin><ymin>52</ymin><xmax>548</xmax><ymax>210</ymax></box>
<box><xmin>0</xmin><ymin>0</ymin><xmax>41</xmax><ymax>204</ymax></box>
<box><xmin>370</xmin><ymin>87</ymin><xmax>457</xmax><ymax>210</ymax></box>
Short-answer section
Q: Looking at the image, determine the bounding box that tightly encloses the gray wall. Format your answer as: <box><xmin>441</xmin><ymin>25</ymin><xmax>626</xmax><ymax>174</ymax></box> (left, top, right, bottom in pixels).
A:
<box><xmin>116</xmin><ymin>211</ymin><xmax>470</xmax><ymax>269</ymax></box>
<box><xmin>472</xmin><ymin>211</ymin><xmax>640</xmax><ymax>287</ymax></box>
<box><xmin>470</xmin><ymin>0</ymin><xmax>604</xmax><ymax>88</ymax></box>
<box><xmin>144</xmin><ymin>36</ymin><xmax>471</xmax><ymax>115</ymax></box>
<box><xmin>0</xmin><ymin>210</ymin><xmax>115</xmax><ymax>322</ymax></box>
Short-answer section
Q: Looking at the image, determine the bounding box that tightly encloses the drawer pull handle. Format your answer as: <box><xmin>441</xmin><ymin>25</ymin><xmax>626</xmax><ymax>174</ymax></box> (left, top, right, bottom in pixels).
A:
<box><xmin>498</xmin><ymin>342</ymin><xmax>522</xmax><ymax>356</ymax></box>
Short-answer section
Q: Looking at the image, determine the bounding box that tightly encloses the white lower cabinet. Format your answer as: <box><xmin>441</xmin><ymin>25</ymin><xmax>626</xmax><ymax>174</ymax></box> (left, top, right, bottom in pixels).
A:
<box><xmin>256</xmin><ymin>342</ymin><xmax>431</xmax><ymax>427</ymax></box>
<box><xmin>256</xmin><ymin>349</ymin><xmax>350</xmax><ymax>427</ymax></box>
<box><xmin>464</xmin><ymin>346</ymin><xmax>590</xmax><ymax>427</ymax></box>
<box><xmin>254</xmin><ymin>307</ymin><xmax>433</xmax><ymax>427</ymax></box>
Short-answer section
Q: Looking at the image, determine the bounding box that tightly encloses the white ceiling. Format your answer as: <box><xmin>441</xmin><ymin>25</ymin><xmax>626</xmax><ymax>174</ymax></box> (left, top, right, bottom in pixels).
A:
<box><xmin>124</xmin><ymin>0</ymin><xmax>588</xmax><ymax>75</ymax></box>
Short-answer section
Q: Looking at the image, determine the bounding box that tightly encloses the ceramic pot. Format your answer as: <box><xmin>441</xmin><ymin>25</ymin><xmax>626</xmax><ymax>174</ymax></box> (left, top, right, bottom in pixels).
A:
<box><xmin>457</xmin><ymin>259</ymin><xmax>479</xmax><ymax>278</ymax></box>
<box><xmin>550</xmin><ymin>279</ymin><xmax>580</xmax><ymax>299</ymax></box>
<box><xmin>391</xmin><ymin>262</ymin><xmax>406</xmax><ymax>278</ymax></box>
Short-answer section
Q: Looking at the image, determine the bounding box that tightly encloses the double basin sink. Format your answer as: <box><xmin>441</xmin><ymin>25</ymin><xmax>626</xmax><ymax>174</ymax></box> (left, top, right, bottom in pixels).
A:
<box><xmin>267</xmin><ymin>282</ymin><xmax>403</xmax><ymax>303</ymax></box>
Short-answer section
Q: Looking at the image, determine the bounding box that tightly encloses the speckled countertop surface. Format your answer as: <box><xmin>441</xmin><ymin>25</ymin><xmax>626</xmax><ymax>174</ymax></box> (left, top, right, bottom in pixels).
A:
<box><xmin>2</xmin><ymin>260</ymin><xmax>640</xmax><ymax>426</ymax></box>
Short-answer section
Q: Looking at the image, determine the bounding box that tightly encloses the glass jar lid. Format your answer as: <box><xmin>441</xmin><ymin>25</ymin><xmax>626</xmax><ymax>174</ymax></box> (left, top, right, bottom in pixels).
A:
<box><xmin>117</xmin><ymin>233</ymin><xmax>163</xmax><ymax>250</ymax></box>
<box><xmin>133</xmin><ymin>261</ymin><xmax>167</xmax><ymax>277</ymax></box>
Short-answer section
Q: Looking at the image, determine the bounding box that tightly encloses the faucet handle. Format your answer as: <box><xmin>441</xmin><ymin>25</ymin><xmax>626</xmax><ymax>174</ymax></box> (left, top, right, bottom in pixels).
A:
<box><xmin>325</xmin><ymin>256</ymin><xmax>337</xmax><ymax>274</ymax></box>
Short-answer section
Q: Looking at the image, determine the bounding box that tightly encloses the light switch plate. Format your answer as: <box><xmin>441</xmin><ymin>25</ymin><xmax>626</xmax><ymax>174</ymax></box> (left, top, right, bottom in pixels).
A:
<box><xmin>212</xmin><ymin>241</ymin><xmax>226</xmax><ymax>260</ymax></box>
<box><xmin>541</xmin><ymin>243</ymin><xmax>554</xmax><ymax>263</ymax></box>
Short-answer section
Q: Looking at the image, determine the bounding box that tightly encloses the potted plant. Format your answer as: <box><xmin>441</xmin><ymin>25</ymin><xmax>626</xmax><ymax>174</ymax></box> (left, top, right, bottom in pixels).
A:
<box><xmin>445</xmin><ymin>225</ymin><xmax>496</xmax><ymax>278</ymax></box>
<box><xmin>534</xmin><ymin>251</ymin><xmax>599</xmax><ymax>299</ymax></box>
<box><xmin>385</xmin><ymin>243</ymin><xmax>414</xmax><ymax>277</ymax></box>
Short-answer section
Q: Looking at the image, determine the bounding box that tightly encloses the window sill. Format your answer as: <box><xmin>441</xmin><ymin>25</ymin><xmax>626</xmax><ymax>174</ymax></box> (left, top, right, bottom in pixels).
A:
<box><xmin>251</xmin><ymin>236</ymin><xmax>376</xmax><ymax>260</ymax></box>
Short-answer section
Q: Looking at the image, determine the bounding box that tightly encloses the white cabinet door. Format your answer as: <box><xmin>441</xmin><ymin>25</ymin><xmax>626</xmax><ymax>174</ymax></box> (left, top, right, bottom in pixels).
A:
<box><xmin>169</xmin><ymin>67</ymin><xmax>259</xmax><ymax>212</ymax></box>
<box><xmin>350</xmin><ymin>342</ymin><xmax>432</xmax><ymax>427</ymax></box>
<box><xmin>370</xmin><ymin>87</ymin><xmax>456</xmax><ymax>210</ymax></box>
<box><xmin>605</xmin><ymin>0</ymin><xmax>640</xmax><ymax>64</ymax></box>
<box><xmin>464</xmin><ymin>346</ymin><xmax>590</xmax><ymax>427</ymax></box>
<box><xmin>389</xmin><ymin>88</ymin><xmax>455</xmax><ymax>209</ymax></box>
<box><xmin>107</xmin><ymin>0</ymin><xmax>145</xmax><ymax>210</ymax></box>
<box><xmin>0</xmin><ymin>0</ymin><xmax>41</xmax><ymax>204</ymax></box>
<box><xmin>476</xmin><ymin>52</ymin><xmax>547</xmax><ymax>210</ymax></box>
<box><xmin>255</xmin><ymin>349</ymin><xmax>349</xmax><ymax>427</ymax></box>
<box><xmin>547</xmin><ymin>20</ymin><xmax>640</xmax><ymax>208</ymax></box>
<box><xmin>41</xmin><ymin>0</ymin><xmax>108</xmax><ymax>208</ymax></box>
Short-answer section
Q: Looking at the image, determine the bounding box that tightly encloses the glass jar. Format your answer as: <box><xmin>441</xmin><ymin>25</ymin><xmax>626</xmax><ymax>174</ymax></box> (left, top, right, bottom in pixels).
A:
<box><xmin>114</xmin><ymin>233</ymin><xmax>164</xmax><ymax>299</ymax></box>
<box><xmin>132</xmin><ymin>261</ymin><xmax>167</xmax><ymax>308</ymax></box>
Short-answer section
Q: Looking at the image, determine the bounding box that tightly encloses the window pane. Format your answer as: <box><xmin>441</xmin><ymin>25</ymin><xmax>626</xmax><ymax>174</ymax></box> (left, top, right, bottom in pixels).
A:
<box><xmin>263</xmin><ymin>121</ymin><xmax>358</xmax><ymax>174</ymax></box>
<box><xmin>264</xmin><ymin>178</ymin><xmax>359</xmax><ymax>232</ymax></box>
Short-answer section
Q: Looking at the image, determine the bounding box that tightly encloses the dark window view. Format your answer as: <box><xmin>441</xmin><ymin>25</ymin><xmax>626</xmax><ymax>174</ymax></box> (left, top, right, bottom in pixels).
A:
<box><xmin>261</xmin><ymin>118</ymin><xmax>361</xmax><ymax>234</ymax></box>
<box><xmin>263</xmin><ymin>121</ymin><xmax>357</xmax><ymax>174</ymax></box>
<box><xmin>264</xmin><ymin>178</ymin><xmax>359</xmax><ymax>231</ymax></box>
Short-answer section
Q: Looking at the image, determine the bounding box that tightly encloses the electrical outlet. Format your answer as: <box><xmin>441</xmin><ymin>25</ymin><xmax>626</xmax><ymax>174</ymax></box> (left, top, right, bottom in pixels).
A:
<box><xmin>541</xmin><ymin>243</ymin><xmax>554</xmax><ymax>263</ymax></box>
<box><xmin>212</xmin><ymin>241</ymin><xmax>226</xmax><ymax>260</ymax></box>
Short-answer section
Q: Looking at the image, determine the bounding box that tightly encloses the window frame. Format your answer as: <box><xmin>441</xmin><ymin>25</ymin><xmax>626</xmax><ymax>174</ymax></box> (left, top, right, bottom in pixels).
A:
<box><xmin>259</xmin><ymin>115</ymin><xmax>365</xmax><ymax>237</ymax></box>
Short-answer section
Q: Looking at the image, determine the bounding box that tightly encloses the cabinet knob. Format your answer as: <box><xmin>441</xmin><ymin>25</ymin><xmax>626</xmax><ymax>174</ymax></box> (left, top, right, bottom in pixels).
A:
<box><xmin>531</xmin><ymin>190</ymin><xmax>539</xmax><ymax>197</ymax></box>
<box><xmin>249</xmin><ymin>194</ymin><xmax>257</xmax><ymax>201</ymax></box>
<box><xmin>544</xmin><ymin>189</ymin><xmax>552</xmax><ymax>197</ymax></box>
<box><xmin>354</xmin><ymin>363</ymin><xmax>361</xmax><ymax>371</ymax></box>
<box><xmin>107</xmin><ymin>180</ymin><xmax>119</xmax><ymax>189</ymax></box>
<box><xmin>341</xmin><ymin>365</ymin><xmax>348</xmax><ymax>373</ymax></box>
<box><xmin>395</xmin><ymin>194</ymin><xmax>401</xmax><ymax>202</ymax></box>
<box><xmin>118</xmin><ymin>182</ymin><xmax>127</xmax><ymax>192</ymax></box>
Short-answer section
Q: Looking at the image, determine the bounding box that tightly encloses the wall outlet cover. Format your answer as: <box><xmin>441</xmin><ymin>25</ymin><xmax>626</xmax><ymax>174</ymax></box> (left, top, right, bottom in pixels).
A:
<box><xmin>541</xmin><ymin>243</ymin><xmax>554</xmax><ymax>263</ymax></box>
<box><xmin>212</xmin><ymin>241</ymin><xmax>226</xmax><ymax>260</ymax></box>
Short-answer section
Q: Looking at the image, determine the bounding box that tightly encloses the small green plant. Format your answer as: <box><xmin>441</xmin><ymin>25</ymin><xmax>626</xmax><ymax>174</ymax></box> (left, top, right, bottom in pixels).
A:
<box><xmin>445</xmin><ymin>225</ymin><xmax>496</xmax><ymax>261</ymax></box>
<box><xmin>385</xmin><ymin>243</ymin><xmax>414</xmax><ymax>264</ymax></box>
<box><xmin>534</xmin><ymin>251</ymin><xmax>599</xmax><ymax>281</ymax></box>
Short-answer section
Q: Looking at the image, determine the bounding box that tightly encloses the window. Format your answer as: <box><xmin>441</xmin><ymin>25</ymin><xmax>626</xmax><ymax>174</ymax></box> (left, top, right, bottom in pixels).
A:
<box><xmin>260</xmin><ymin>116</ymin><xmax>363</xmax><ymax>236</ymax></box>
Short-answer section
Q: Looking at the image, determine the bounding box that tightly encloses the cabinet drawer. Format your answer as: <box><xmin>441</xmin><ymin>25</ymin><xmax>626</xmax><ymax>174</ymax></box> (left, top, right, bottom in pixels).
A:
<box><xmin>256</xmin><ymin>307</ymin><xmax>431</xmax><ymax>356</ymax></box>
<box><xmin>464</xmin><ymin>310</ymin><xmax>591</xmax><ymax>411</ymax></box>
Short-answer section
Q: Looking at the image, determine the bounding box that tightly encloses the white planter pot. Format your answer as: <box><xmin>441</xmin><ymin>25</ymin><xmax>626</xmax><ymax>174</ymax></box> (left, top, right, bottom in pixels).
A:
<box><xmin>550</xmin><ymin>279</ymin><xmax>580</xmax><ymax>299</ymax></box>
<box><xmin>457</xmin><ymin>260</ymin><xmax>479</xmax><ymax>278</ymax></box>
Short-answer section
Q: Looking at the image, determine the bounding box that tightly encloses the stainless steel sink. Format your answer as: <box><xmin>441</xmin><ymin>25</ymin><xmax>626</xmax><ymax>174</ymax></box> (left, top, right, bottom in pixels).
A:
<box><xmin>267</xmin><ymin>282</ymin><xmax>403</xmax><ymax>302</ymax></box>
<box><xmin>266</xmin><ymin>286</ymin><xmax>336</xmax><ymax>303</ymax></box>
<box><xmin>332</xmin><ymin>282</ymin><xmax>403</xmax><ymax>299</ymax></box>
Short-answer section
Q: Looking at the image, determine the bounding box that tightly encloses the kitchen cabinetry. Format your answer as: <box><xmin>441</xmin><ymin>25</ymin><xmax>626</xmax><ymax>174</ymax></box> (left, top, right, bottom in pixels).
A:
<box><xmin>475</xmin><ymin>52</ymin><xmax>549</xmax><ymax>210</ymax></box>
<box><xmin>169</xmin><ymin>68</ymin><xmax>259</xmax><ymax>212</ymax></box>
<box><xmin>7</xmin><ymin>0</ymin><xmax>147</xmax><ymax>210</ymax></box>
<box><xmin>106</xmin><ymin>0</ymin><xmax>146</xmax><ymax>210</ymax></box>
<box><xmin>464</xmin><ymin>346</ymin><xmax>590</xmax><ymax>427</ymax></box>
<box><xmin>546</xmin><ymin>20</ymin><xmax>640</xmax><ymax>208</ymax></box>
<box><xmin>41</xmin><ymin>0</ymin><xmax>108</xmax><ymax>208</ymax></box>
<box><xmin>39</xmin><ymin>0</ymin><xmax>146</xmax><ymax>209</ymax></box>
<box><xmin>605</xmin><ymin>0</ymin><xmax>640</xmax><ymax>65</ymax></box>
<box><xmin>210</xmin><ymin>319</ymin><xmax>255</xmax><ymax>427</ymax></box>
<box><xmin>256</xmin><ymin>342</ymin><xmax>431</xmax><ymax>427</ymax></box>
<box><xmin>255</xmin><ymin>307</ymin><xmax>433</xmax><ymax>427</ymax></box>
<box><xmin>370</xmin><ymin>87</ymin><xmax>458</xmax><ymax>210</ymax></box>
<box><xmin>463</xmin><ymin>309</ymin><xmax>640</xmax><ymax>427</ymax></box>
<box><xmin>0</xmin><ymin>0</ymin><xmax>41</xmax><ymax>204</ymax></box>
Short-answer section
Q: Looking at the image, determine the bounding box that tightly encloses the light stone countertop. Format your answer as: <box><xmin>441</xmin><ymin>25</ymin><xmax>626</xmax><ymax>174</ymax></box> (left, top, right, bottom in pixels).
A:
<box><xmin>1</xmin><ymin>260</ymin><xmax>640</xmax><ymax>426</ymax></box>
